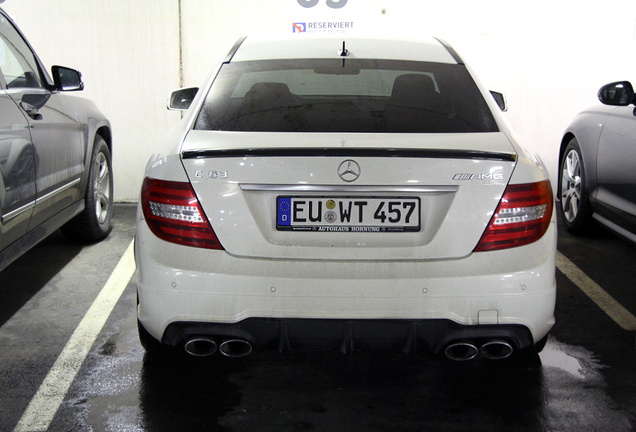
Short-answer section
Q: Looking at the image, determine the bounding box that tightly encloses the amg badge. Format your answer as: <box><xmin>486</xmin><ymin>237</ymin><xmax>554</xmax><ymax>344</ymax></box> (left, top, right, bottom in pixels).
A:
<box><xmin>453</xmin><ymin>173</ymin><xmax>504</xmax><ymax>180</ymax></box>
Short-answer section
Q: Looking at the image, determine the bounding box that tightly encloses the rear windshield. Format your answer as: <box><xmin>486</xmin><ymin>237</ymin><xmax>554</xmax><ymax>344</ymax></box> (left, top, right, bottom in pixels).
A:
<box><xmin>194</xmin><ymin>59</ymin><xmax>498</xmax><ymax>133</ymax></box>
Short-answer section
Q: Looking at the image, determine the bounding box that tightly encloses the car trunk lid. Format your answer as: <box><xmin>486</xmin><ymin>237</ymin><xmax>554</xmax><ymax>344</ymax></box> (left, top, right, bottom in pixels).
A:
<box><xmin>180</xmin><ymin>130</ymin><xmax>516</xmax><ymax>260</ymax></box>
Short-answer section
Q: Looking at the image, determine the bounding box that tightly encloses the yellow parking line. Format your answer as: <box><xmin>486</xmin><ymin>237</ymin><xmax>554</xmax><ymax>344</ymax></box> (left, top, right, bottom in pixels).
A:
<box><xmin>556</xmin><ymin>251</ymin><xmax>636</xmax><ymax>331</ymax></box>
<box><xmin>13</xmin><ymin>240</ymin><xmax>135</xmax><ymax>432</ymax></box>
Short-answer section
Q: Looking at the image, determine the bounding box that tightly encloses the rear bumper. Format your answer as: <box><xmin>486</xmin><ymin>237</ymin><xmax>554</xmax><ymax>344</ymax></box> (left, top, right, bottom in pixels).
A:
<box><xmin>161</xmin><ymin>318</ymin><xmax>534</xmax><ymax>354</ymax></box>
<box><xmin>136</xmin><ymin>216</ymin><xmax>557</xmax><ymax>353</ymax></box>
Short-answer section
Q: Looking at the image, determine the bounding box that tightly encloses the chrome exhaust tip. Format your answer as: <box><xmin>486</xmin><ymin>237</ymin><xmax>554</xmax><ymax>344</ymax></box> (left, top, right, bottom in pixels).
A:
<box><xmin>219</xmin><ymin>339</ymin><xmax>253</xmax><ymax>358</ymax></box>
<box><xmin>184</xmin><ymin>337</ymin><xmax>218</xmax><ymax>357</ymax></box>
<box><xmin>480</xmin><ymin>340</ymin><xmax>514</xmax><ymax>360</ymax></box>
<box><xmin>444</xmin><ymin>342</ymin><xmax>478</xmax><ymax>361</ymax></box>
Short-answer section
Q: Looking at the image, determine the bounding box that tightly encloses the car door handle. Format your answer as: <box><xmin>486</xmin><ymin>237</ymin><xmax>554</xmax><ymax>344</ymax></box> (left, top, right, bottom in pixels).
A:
<box><xmin>20</xmin><ymin>101</ymin><xmax>43</xmax><ymax>120</ymax></box>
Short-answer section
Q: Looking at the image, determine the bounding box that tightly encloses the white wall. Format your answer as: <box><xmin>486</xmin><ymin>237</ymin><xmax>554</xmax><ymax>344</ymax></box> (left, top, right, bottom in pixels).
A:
<box><xmin>4</xmin><ymin>0</ymin><xmax>636</xmax><ymax>200</ymax></box>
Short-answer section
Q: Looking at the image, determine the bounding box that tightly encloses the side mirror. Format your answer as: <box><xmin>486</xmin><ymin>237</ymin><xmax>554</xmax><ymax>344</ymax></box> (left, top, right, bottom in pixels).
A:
<box><xmin>490</xmin><ymin>91</ymin><xmax>507</xmax><ymax>112</ymax></box>
<box><xmin>51</xmin><ymin>66</ymin><xmax>84</xmax><ymax>91</ymax></box>
<box><xmin>598</xmin><ymin>81</ymin><xmax>634</xmax><ymax>106</ymax></box>
<box><xmin>168</xmin><ymin>87</ymin><xmax>199</xmax><ymax>111</ymax></box>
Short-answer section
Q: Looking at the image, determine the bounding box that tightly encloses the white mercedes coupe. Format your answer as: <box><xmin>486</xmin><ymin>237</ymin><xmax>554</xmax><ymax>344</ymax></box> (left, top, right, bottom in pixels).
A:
<box><xmin>136</xmin><ymin>35</ymin><xmax>556</xmax><ymax>361</ymax></box>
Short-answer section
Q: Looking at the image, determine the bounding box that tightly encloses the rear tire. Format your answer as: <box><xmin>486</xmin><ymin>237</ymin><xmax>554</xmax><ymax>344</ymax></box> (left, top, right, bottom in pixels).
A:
<box><xmin>532</xmin><ymin>334</ymin><xmax>548</xmax><ymax>354</ymax></box>
<box><xmin>138</xmin><ymin>319</ymin><xmax>164</xmax><ymax>353</ymax></box>
<box><xmin>61</xmin><ymin>136</ymin><xmax>113</xmax><ymax>242</ymax></box>
<box><xmin>512</xmin><ymin>334</ymin><xmax>548</xmax><ymax>365</ymax></box>
<box><xmin>559</xmin><ymin>138</ymin><xmax>594</xmax><ymax>235</ymax></box>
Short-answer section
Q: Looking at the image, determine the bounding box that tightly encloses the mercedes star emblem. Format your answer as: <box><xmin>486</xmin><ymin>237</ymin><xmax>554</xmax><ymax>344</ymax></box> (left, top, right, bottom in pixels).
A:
<box><xmin>337</xmin><ymin>160</ymin><xmax>361</xmax><ymax>182</ymax></box>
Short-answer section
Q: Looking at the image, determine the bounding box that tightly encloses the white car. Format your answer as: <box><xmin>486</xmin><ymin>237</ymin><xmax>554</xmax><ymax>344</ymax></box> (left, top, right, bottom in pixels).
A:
<box><xmin>136</xmin><ymin>35</ymin><xmax>556</xmax><ymax>361</ymax></box>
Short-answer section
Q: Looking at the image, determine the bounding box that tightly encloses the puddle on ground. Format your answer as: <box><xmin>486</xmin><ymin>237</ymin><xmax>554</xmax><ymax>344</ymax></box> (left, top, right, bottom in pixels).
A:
<box><xmin>540</xmin><ymin>340</ymin><xmax>590</xmax><ymax>379</ymax></box>
<box><xmin>538</xmin><ymin>338</ymin><xmax>632</xmax><ymax>431</ymax></box>
<box><xmin>540</xmin><ymin>337</ymin><xmax>605</xmax><ymax>380</ymax></box>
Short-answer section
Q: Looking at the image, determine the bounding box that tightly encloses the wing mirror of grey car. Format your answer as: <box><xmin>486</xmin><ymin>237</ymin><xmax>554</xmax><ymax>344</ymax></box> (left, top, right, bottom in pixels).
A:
<box><xmin>168</xmin><ymin>87</ymin><xmax>199</xmax><ymax>110</ymax></box>
<box><xmin>598</xmin><ymin>81</ymin><xmax>635</xmax><ymax>106</ymax></box>
<box><xmin>51</xmin><ymin>66</ymin><xmax>84</xmax><ymax>92</ymax></box>
<box><xmin>490</xmin><ymin>91</ymin><xmax>507</xmax><ymax>112</ymax></box>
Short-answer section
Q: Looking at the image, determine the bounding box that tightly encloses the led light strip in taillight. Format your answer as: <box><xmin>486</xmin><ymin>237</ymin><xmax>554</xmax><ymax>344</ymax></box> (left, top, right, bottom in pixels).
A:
<box><xmin>148</xmin><ymin>202</ymin><xmax>204</xmax><ymax>223</ymax></box>
<box><xmin>494</xmin><ymin>204</ymin><xmax>549</xmax><ymax>225</ymax></box>
<box><xmin>141</xmin><ymin>177</ymin><xmax>223</xmax><ymax>250</ymax></box>
<box><xmin>474</xmin><ymin>180</ymin><xmax>553</xmax><ymax>252</ymax></box>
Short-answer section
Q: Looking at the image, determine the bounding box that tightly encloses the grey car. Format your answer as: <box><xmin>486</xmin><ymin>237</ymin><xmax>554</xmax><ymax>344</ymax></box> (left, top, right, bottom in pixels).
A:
<box><xmin>559</xmin><ymin>81</ymin><xmax>636</xmax><ymax>243</ymax></box>
<box><xmin>0</xmin><ymin>9</ymin><xmax>113</xmax><ymax>271</ymax></box>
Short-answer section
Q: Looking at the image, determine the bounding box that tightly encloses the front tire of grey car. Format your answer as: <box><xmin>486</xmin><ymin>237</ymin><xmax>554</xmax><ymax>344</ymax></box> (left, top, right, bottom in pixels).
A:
<box><xmin>61</xmin><ymin>135</ymin><xmax>113</xmax><ymax>242</ymax></box>
<box><xmin>559</xmin><ymin>138</ymin><xmax>593</xmax><ymax>235</ymax></box>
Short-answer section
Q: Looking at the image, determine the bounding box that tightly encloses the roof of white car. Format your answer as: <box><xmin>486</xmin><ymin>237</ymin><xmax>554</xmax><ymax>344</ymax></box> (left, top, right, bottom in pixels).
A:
<box><xmin>230</xmin><ymin>35</ymin><xmax>460</xmax><ymax>64</ymax></box>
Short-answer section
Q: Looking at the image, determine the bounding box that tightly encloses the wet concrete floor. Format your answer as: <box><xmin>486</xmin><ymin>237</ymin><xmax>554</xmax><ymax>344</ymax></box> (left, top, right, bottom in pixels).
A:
<box><xmin>1</xmin><ymin>204</ymin><xmax>635</xmax><ymax>431</ymax></box>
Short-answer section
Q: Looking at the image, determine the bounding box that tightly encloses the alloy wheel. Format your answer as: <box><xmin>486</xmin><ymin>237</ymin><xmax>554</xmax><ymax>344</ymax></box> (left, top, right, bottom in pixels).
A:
<box><xmin>561</xmin><ymin>149</ymin><xmax>581</xmax><ymax>223</ymax></box>
<box><xmin>93</xmin><ymin>151</ymin><xmax>111</xmax><ymax>225</ymax></box>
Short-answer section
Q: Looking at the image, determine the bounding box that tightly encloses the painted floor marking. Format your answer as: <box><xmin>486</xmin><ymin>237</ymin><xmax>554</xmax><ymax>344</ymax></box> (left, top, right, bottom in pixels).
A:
<box><xmin>13</xmin><ymin>240</ymin><xmax>135</xmax><ymax>432</ymax></box>
<box><xmin>556</xmin><ymin>251</ymin><xmax>636</xmax><ymax>331</ymax></box>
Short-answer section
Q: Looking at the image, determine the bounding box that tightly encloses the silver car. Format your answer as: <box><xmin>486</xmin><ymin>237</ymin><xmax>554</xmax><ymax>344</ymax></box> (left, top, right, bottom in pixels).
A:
<box><xmin>559</xmin><ymin>81</ymin><xmax>636</xmax><ymax>243</ymax></box>
<box><xmin>0</xmin><ymin>9</ymin><xmax>113</xmax><ymax>271</ymax></box>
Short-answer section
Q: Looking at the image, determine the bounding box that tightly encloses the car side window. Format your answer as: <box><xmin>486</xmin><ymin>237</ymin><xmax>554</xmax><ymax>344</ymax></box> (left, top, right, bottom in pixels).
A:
<box><xmin>0</xmin><ymin>15</ymin><xmax>43</xmax><ymax>89</ymax></box>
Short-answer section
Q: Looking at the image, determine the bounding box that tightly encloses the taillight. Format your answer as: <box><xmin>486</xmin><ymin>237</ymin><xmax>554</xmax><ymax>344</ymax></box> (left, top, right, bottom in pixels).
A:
<box><xmin>141</xmin><ymin>177</ymin><xmax>223</xmax><ymax>250</ymax></box>
<box><xmin>474</xmin><ymin>180</ymin><xmax>553</xmax><ymax>252</ymax></box>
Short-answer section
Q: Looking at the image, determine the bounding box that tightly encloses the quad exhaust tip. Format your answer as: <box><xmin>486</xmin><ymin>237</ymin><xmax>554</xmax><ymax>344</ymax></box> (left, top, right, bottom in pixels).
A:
<box><xmin>184</xmin><ymin>337</ymin><xmax>218</xmax><ymax>357</ymax></box>
<box><xmin>444</xmin><ymin>340</ymin><xmax>514</xmax><ymax>361</ymax></box>
<box><xmin>479</xmin><ymin>340</ymin><xmax>514</xmax><ymax>360</ymax></box>
<box><xmin>219</xmin><ymin>339</ymin><xmax>253</xmax><ymax>358</ymax></box>
<box><xmin>183</xmin><ymin>337</ymin><xmax>254</xmax><ymax>358</ymax></box>
<box><xmin>183</xmin><ymin>336</ymin><xmax>510</xmax><ymax>360</ymax></box>
<box><xmin>444</xmin><ymin>342</ymin><xmax>479</xmax><ymax>361</ymax></box>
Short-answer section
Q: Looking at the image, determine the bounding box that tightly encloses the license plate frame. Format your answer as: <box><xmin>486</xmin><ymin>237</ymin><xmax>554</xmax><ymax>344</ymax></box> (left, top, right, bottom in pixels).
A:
<box><xmin>276</xmin><ymin>196</ymin><xmax>421</xmax><ymax>233</ymax></box>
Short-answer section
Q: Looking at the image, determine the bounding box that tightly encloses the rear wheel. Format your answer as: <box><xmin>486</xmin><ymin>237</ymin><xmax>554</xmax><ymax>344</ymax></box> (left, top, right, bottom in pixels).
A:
<box><xmin>532</xmin><ymin>334</ymin><xmax>548</xmax><ymax>354</ymax></box>
<box><xmin>138</xmin><ymin>319</ymin><xmax>164</xmax><ymax>353</ymax></box>
<box><xmin>61</xmin><ymin>136</ymin><xmax>113</xmax><ymax>242</ymax></box>
<box><xmin>559</xmin><ymin>138</ymin><xmax>593</xmax><ymax>235</ymax></box>
<box><xmin>512</xmin><ymin>334</ymin><xmax>548</xmax><ymax>364</ymax></box>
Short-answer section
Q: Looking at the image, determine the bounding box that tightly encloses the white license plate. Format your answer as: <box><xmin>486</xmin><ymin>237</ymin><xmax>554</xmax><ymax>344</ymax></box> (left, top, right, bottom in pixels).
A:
<box><xmin>276</xmin><ymin>196</ymin><xmax>420</xmax><ymax>232</ymax></box>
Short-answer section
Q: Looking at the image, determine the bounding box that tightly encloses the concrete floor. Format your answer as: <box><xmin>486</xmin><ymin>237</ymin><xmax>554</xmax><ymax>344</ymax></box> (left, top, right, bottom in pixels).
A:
<box><xmin>1</xmin><ymin>203</ymin><xmax>635</xmax><ymax>431</ymax></box>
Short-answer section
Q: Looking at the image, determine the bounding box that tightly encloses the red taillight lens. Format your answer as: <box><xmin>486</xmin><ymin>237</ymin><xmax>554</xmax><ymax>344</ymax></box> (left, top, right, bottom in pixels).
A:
<box><xmin>141</xmin><ymin>177</ymin><xmax>223</xmax><ymax>250</ymax></box>
<box><xmin>474</xmin><ymin>180</ymin><xmax>553</xmax><ymax>252</ymax></box>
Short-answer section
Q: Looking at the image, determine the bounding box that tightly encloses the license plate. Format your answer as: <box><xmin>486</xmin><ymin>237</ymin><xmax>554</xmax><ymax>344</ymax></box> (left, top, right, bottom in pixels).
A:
<box><xmin>276</xmin><ymin>196</ymin><xmax>421</xmax><ymax>232</ymax></box>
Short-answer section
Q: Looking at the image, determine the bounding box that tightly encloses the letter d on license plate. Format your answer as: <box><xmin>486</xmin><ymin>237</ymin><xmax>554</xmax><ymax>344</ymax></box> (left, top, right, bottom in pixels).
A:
<box><xmin>276</xmin><ymin>196</ymin><xmax>420</xmax><ymax>232</ymax></box>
